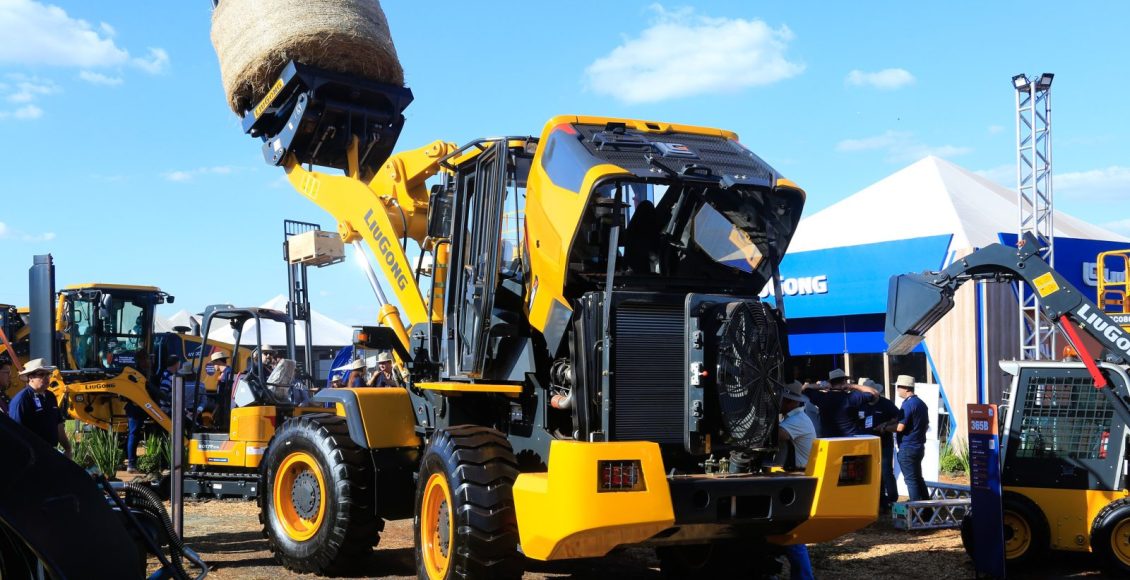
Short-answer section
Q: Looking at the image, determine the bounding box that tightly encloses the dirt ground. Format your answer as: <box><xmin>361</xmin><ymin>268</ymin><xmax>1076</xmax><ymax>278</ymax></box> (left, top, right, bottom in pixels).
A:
<box><xmin>161</xmin><ymin>496</ymin><xmax>1114</xmax><ymax>580</ymax></box>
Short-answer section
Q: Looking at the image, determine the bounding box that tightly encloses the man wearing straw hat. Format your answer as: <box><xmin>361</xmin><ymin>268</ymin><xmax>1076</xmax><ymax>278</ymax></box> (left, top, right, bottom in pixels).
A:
<box><xmin>776</xmin><ymin>381</ymin><xmax>816</xmax><ymax>580</ymax></box>
<box><xmin>9</xmin><ymin>358</ymin><xmax>72</xmax><ymax>459</ymax></box>
<box><xmin>895</xmin><ymin>374</ymin><xmax>930</xmax><ymax>502</ymax></box>
<box><xmin>368</xmin><ymin>352</ymin><xmax>400</xmax><ymax>387</ymax></box>
<box><xmin>344</xmin><ymin>358</ymin><xmax>367</xmax><ymax>388</ymax></box>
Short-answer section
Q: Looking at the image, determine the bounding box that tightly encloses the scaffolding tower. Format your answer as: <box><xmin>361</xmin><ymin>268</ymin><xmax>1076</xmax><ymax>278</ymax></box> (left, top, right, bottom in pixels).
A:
<box><xmin>1014</xmin><ymin>72</ymin><xmax>1056</xmax><ymax>360</ymax></box>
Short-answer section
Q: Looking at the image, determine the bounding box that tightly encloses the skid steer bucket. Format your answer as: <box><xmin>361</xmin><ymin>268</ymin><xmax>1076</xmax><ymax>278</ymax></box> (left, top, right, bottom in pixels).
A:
<box><xmin>885</xmin><ymin>273</ymin><xmax>955</xmax><ymax>355</ymax></box>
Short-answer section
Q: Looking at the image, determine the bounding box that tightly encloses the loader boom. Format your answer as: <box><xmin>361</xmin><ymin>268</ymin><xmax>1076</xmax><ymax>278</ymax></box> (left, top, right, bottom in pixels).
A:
<box><xmin>886</xmin><ymin>231</ymin><xmax>1130</xmax><ymax>428</ymax></box>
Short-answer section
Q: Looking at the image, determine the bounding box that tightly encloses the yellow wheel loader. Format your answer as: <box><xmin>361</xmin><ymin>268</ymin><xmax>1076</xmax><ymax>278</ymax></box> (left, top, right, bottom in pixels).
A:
<box><xmin>235</xmin><ymin>62</ymin><xmax>880</xmax><ymax>578</ymax></box>
<box><xmin>886</xmin><ymin>232</ymin><xmax>1130</xmax><ymax>575</ymax></box>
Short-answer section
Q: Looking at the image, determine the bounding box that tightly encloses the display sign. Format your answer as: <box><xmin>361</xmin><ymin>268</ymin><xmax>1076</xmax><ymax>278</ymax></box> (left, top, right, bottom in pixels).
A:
<box><xmin>968</xmin><ymin>404</ymin><xmax>1004</xmax><ymax>579</ymax></box>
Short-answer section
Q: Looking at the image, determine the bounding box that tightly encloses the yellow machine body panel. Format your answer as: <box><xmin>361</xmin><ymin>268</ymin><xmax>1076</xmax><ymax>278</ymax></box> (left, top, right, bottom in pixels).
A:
<box><xmin>333</xmin><ymin>388</ymin><xmax>421</xmax><ymax>449</ymax></box>
<box><xmin>188</xmin><ymin>405</ymin><xmax>277</xmax><ymax>469</ymax></box>
<box><xmin>52</xmin><ymin>367</ymin><xmax>170</xmax><ymax>433</ymax></box>
<box><xmin>512</xmin><ymin>440</ymin><xmax>675</xmax><ymax>561</ymax></box>
<box><xmin>769</xmin><ymin>437</ymin><xmax>881</xmax><ymax>545</ymax></box>
<box><xmin>415</xmin><ymin>382</ymin><xmax>522</xmax><ymax>396</ymax></box>
<box><xmin>63</xmin><ymin>283</ymin><xmax>163</xmax><ymax>293</ymax></box>
<box><xmin>1007</xmin><ymin>486</ymin><xmax>1130</xmax><ymax>552</ymax></box>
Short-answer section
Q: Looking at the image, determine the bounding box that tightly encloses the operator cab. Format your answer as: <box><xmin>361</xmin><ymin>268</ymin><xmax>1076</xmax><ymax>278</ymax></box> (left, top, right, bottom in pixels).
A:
<box><xmin>58</xmin><ymin>285</ymin><xmax>171</xmax><ymax>382</ymax></box>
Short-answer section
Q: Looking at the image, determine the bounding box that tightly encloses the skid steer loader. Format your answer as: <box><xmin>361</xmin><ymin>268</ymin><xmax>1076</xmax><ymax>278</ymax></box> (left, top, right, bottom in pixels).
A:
<box><xmin>233</xmin><ymin>61</ymin><xmax>879</xmax><ymax>578</ymax></box>
<box><xmin>886</xmin><ymin>233</ymin><xmax>1130</xmax><ymax>575</ymax></box>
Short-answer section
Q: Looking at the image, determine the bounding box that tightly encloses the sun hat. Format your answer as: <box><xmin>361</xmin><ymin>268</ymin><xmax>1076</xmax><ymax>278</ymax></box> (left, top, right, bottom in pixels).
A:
<box><xmin>377</xmin><ymin>352</ymin><xmax>393</xmax><ymax>363</ymax></box>
<box><xmin>19</xmin><ymin>358</ymin><xmax>56</xmax><ymax>376</ymax></box>
<box><xmin>210</xmin><ymin>351</ymin><xmax>229</xmax><ymax>362</ymax></box>
<box><xmin>349</xmin><ymin>359</ymin><xmax>366</xmax><ymax>370</ymax></box>
<box><xmin>895</xmin><ymin>375</ymin><xmax>916</xmax><ymax>389</ymax></box>
<box><xmin>782</xmin><ymin>380</ymin><xmax>809</xmax><ymax>404</ymax></box>
<box><xmin>828</xmin><ymin>369</ymin><xmax>847</xmax><ymax>381</ymax></box>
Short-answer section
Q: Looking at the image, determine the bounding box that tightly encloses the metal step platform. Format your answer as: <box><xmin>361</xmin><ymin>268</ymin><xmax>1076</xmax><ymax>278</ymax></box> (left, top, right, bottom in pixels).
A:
<box><xmin>892</xmin><ymin>481</ymin><xmax>971</xmax><ymax>530</ymax></box>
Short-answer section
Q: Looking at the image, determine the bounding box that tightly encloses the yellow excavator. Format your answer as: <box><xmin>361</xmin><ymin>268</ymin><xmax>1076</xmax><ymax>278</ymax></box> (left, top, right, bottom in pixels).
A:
<box><xmin>227</xmin><ymin>61</ymin><xmax>881</xmax><ymax>578</ymax></box>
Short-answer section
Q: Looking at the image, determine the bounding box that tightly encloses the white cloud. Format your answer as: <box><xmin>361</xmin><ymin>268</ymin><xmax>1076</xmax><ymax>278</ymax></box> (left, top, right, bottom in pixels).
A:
<box><xmin>836</xmin><ymin>130</ymin><xmax>971</xmax><ymax>163</ymax></box>
<box><xmin>1056</xmin><ymin>166</ymin><xmax>1130</xmax><ymax>201</ymax></box>
<box><xmin>0</xmin><ymin>104</ymin><xmax>42</xmax><ymax>120</ymax></box>
<box><xmin>987</xmin><ymin>124</ymin><xmax>1005</xmax><ymax>135</ymax></box>
<box><xmin>584</xmin><ymin>5</ymin><xmax>804</xmax><ymax>104</ymax></box>
<box><xmin>0</xmin><ymin>221</ymin><xmax>56</xmax><ymax>242</ymax></box>
<box><xmin>79</xmin><ymin>70</ymin><xmax>123</xmax><ymax>86</ymax></box>
<box><xmin>4</xmin><ymin>75</ymin><xmax>58</xmax><ymax>103</ymax></box>
<box><xmin>163</xmin><ymin>166</ymin><xmax>236</xmax><ymax>182</ymax></box>
<box><xmin>131</xmin><ymin>47</ymin><xmax>169</xmax><ymax>74</ymax></box>
<box><xmin>845</xmin><ymin>68</ymin><xmax>915</xmax><ymax>90</ymax></box>
<box><xmin>0</xmin><ymin>1</ymin><xmax>168</xmax><ymax>72</ymax></box>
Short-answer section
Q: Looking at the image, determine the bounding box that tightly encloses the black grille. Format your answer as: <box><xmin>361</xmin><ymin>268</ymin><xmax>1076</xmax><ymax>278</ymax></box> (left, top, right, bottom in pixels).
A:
<box><xmin>612</xmin><ymin>302</ymin><xmax>684</xmax><ymax>443</ymax></box>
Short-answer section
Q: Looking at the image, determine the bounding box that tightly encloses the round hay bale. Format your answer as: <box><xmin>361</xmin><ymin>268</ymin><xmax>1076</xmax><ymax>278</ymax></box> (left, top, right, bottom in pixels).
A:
<box><xmin>211</xmin><ymin>0</ymin><xmax>404</xmax><ymax>114</ymax></box>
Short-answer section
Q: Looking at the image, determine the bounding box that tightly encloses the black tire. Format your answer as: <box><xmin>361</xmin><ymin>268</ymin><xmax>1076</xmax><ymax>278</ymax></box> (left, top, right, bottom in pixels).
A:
<box><xmin>959</xmin><ymin>513</ymin><xmax>975</xmax><ymax>558</ymax></box>
<box><xmin>260</xmin><ymin>414</ymin><xmax>382</xmax><ymax>575</ymax></box>
<box><xmin>656</xmin><ymin>541</ymin><xmax>765</xmax><ymax>578</ymax></box>
<box><xmin>1000</xmin><ymin>492</ymin><xmax>1049</xmax><ymax>566</ymax></box>
<box><xmin>1090</xmin><ymin>497</ymin><xmax>1130</xmax><ymax>575</ymax></box>
<box><xmin>413</xmin><ymin>425</ymin><xmax>521</xmax><ymax>580</ymax></box>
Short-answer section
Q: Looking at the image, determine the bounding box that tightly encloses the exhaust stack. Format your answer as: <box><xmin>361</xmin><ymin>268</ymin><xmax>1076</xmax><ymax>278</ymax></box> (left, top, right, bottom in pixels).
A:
<box><xmin>29</xmin><ymin>254</ymin><xmax>56</xmax><ymax>365</ymax></box>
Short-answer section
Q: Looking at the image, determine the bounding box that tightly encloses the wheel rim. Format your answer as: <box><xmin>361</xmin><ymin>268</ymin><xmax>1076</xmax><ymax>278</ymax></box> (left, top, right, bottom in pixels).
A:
<box><xmin>273</xmin><ymin>451</ymin><xmax>326</xmax><ymax>542</ymax></box>
<box><xmin>421</xmin><ymin>472</ymin><xmax>454</xmax><ymax>579</ymax></box>
<box><xmin>1003</xmin><ymin>510</ymin><xmax>1032</xmax><ymax>560</ymax></box>
<box><xmin>1112</xmin><ymin>518</ymin><xmax>1130</xmax><ymax>567</ymax></box>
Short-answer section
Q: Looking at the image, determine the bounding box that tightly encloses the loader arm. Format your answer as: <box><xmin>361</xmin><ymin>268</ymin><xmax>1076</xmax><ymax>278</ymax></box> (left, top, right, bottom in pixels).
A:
<box><xmin>886</xmin><ymin>231</ymin><xmax>1130</xmax><ymax>427</ymax></box>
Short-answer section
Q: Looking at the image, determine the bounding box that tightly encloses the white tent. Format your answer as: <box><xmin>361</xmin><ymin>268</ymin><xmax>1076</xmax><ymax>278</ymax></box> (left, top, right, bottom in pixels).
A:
<box><xmin>205</xmin><ymin>295</ymin><xmax>354</xmax><ymax>347</ymax></box>
<box><xmin>789</xmin><ymin>156</ymin><xmax>1127</xmax><ymax>253</ymax></box>
<box><xmin>167</xmin><ymin>309</ymin><xmax>200</xmax><ymax>331</ymax></box>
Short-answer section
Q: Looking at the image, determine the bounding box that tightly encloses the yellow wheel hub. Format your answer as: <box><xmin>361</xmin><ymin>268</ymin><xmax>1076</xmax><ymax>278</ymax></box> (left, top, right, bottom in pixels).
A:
<box><xmin>1003</xmin><ymin>511</ymin><xmax>1032</xmax><ymax>560</ymax></box>
<box><xmin>1112</xmin><ymin>518</ymin><xmax>1130</xmax><ymax>567</ymax></box>
<box><xmin>273</xmin><ymin>451</ymin><xmax>327</xmax><ymax>542</ymax></box>
<box><xmin>421</xmin><ymin>472</ymin><xmax>454</xmax><ymax>579</ymax></box>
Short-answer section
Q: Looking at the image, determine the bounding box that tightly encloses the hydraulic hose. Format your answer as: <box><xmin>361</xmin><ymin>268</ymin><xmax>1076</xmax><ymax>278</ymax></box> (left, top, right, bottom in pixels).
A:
<box><xmin>123</xmin><ymin>482</ymin><xmax>201</xmax><ymax>580</ymax></box>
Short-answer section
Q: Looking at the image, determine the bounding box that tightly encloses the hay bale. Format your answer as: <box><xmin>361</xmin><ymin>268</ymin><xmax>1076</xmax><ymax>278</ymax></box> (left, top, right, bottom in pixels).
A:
<box><xmin>211</xmin><ymin>0</ymin><xmax>404</xmax><ymax>114</ymax></box>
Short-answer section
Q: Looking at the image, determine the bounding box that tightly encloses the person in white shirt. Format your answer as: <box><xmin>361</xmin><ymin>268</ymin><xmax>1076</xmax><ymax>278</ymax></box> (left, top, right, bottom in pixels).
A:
<box><xmin>778</xmin><ymin>382</ymin><xmax>817</xmax><ymax>470</ymax></box>
<box><xmin>777</xmin><ymin>381</ymin><xmax>817</xmax><ymax>580</ymax></box>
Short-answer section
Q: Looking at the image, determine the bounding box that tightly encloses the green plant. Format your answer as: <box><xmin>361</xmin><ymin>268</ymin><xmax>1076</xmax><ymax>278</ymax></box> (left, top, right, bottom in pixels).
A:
<box><xmin>940</xmin><ymin>438</ymin><xmax>970</xmax><ymax>475</ymax></box>
<box><xmin>137</xmin><ymin>432</ymin><xmax>170</xmax><ymax>475</ymax></box>
<box><xmin>67</xmin><ymin>427</ymin><xmax>95</xmax><ymax>469</ymax></box>
<box><xmin>84</xmin><ymin>426</ymin><xmax>124</xmax><ymax>478</ymax></box>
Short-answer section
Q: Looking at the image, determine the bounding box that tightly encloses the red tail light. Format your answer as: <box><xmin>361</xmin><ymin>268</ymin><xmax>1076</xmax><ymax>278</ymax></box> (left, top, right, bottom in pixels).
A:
<box><xmin>1100</xmin><ymin>430</ymin><xmax>1110</xmax><ymax>459</ymax></box>
<box><xmin>598</xmin><ymin>460</ymin><xmax>645</xmax><ymax>492</ymax></box>
<box><xmin>838</xmin><ymin>455</ymin><xmax>870</xmax><ymax>486</ymax></box>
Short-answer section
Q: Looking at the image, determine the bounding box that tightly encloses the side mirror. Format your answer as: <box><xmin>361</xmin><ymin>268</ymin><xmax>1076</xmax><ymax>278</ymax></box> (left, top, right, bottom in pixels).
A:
<box><xmin>167</xmin><ymin>295</ymin><xmax>175</xmax><ymax>304</ymax></box>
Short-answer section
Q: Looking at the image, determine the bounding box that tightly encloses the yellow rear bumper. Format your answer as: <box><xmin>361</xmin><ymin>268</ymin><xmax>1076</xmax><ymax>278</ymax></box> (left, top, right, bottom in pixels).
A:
<box><xmin>513</xmin><ymin>437</ymin><xmax>880</xmax><ymax>560</ymax></box>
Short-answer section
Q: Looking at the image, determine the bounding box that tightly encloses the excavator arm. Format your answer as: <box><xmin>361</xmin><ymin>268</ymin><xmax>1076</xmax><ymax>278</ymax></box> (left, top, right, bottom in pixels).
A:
<box><xmin>886</xmin><ymin>231</ymin><xmax>1130</xmax><ymax>426</ymax></box>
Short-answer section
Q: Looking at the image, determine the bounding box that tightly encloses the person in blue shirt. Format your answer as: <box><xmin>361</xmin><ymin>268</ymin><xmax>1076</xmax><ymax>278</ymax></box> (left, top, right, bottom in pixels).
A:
<box><xmin>861</xmin><ymin>378</ymin><xmax>901</xmax><ymax>513</ymax></box>
<box><xmin>895</xmin><ymin>374</ymin><xmax>930</xmax><ymax>502</ymax></box>
<box><xmin>9</xmin><ymin>358</ymin><xmax>73</xmax><ymax>459</ymax></box>
<box><xmin>802</xmin><ymin>369</ymin><xmax>879</xmax><ymax>437</ymax></box>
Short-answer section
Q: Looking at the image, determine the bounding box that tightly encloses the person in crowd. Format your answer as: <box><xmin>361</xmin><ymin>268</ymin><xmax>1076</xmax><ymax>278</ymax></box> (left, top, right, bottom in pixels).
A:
<box><xmin>344</xmin><ymin>359</ymin><xmax>367</xmax><ymax>388</ymax></box>
<box><xmin>0</xmin><ymin>356</ymin><xmax>12</xmax><ymax>414</ymax></box>
<box><xmin>9</xmin><ymin>358</ymin><xmax>72</xmax><ymax>459</ymax></box>
<box><xmin>329</xmin><ymin>373</ymin><xmax>344</xmax><ymax>389</ymax></box>
<box><xmin>861</xmin><ymin>378</ymin><xmax>901</xmax><ymax>513</ymax></box>
<box><xmin>802</xmin><ymin>369</ymin><xmax>878</xmax><ymax>437</ymax></box>
<box><xmin>209</xmin><ymin>351</ymin><xmax>234</xmax><ymax>428</ymax></box>
<box><xmin>248</xmin><ymin>345</ymin><xmax>279</xmax><ymax>380</ymax></box>
<box><xmin>368</xmin><ymin>352</ymin><xmax>401</xmax><ymax>387</ymax></box>
<box><xmin>895</xmin><ymin>374</ymin><xmax>930</xmax><ymax>502</ymax></box>
<box><xmin>156</xmin><ymin>355</ymin><xmax>183</xmax><ymax>414</ymax></box>
<box><xmin>777</xmin><ymin>381</ymin><xmax>816</xmax><ymax>580</ymax></box>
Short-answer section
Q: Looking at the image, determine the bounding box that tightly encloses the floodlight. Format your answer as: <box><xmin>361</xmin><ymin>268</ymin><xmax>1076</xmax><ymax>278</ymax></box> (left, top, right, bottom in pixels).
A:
<box><xmin>1012</xmin><ymin>74</ymin><xmax>1030</xmax><ymax>91</ymax></box>
<box><xmin>1036</xmin><ymin>73</ymin><xmax>1054</xmax><ymax>90</ymax></box>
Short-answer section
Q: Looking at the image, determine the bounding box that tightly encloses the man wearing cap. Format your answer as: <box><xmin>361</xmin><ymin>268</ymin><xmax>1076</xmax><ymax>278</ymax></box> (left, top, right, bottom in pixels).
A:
<box><xmin>368</xmin><ymin>352</ymin><xmax>400</xmax><ymax>387</ymax></box>
<box><xmin>777</xmin><ymin>381</ymin><xmax>816</xmax><ymax>580</ymax></box>
<box><xmin>803</xmin><ymin>369</ymin><xmax>878</xmax><ymax>437</ymax></box>
<box><xmin>895</xmin><ymin>374</ymin><xmax>930</xmax><ymax>502</ymax></box>
<box><xmin>861</xmin><ymin>378</ymin><xmax>900</xmax><ymax>512</ymax></box>
<box><xmin>9</xmin><ymin>358</ymin><xmax>72</xmax><ymax>459</ymax></box>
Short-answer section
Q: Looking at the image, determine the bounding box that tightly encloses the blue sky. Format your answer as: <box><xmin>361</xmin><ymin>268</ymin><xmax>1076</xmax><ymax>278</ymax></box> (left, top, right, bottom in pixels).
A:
<box><xmin>1</xmin><ymin>0</ymin><xmax>1128</xmax><ymax>326</ymax></box>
